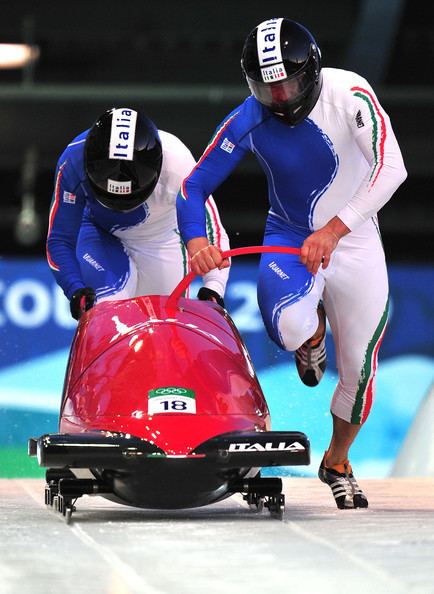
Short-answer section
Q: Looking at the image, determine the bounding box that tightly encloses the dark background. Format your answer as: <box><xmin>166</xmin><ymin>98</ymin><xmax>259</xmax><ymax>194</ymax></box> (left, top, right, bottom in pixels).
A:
<box><xmin>0</xmin><ymin>0</ymin><xmax>432</xmax><ymax>261</ymax></box>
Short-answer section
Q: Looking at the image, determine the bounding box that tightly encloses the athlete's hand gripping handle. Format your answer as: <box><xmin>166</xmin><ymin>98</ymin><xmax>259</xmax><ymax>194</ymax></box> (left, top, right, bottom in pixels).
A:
<box><xmin>197</xmin><ymin>287</ymin><xmax>225</xmax><ymax>308</ymax></box>
<box><xmin>70</xmin><ymin>287</ymin><xmax>96</xmax><ymax>320</ymax></box>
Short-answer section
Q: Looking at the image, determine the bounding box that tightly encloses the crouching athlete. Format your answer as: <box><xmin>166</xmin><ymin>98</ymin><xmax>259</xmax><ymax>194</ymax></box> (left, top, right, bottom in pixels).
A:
<box><xmin>176</xmin><ymin>18</ymin><xmax>407</xmax><ymax>508</ymax></box>
<box><xmin>47</xmin><ymin>107</ymin><xmax>230</xmax><ymax>320</ymax></box>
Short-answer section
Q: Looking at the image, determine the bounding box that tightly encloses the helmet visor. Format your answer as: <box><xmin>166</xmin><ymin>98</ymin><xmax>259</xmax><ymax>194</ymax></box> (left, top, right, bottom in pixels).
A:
<box><xmin>247</xmin><ymin>70</ymin><xmax>313</xmax><ymax>113</ymax></box>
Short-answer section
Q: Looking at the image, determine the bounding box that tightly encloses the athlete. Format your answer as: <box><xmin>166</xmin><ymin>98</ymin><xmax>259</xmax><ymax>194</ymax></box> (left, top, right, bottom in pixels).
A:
<box><xmin>176</xmin><ymin>18</ymin><xmax>407</xmax><ymax>508</ymax></box>
<box><xmin>47</xmin><ymin>108</ymin><xmax>230</xmax><ymax>320</ymax></box>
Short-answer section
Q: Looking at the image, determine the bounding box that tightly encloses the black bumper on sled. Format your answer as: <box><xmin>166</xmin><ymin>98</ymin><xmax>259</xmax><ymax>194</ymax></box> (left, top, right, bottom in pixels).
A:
<box><xmin>29</xmin><ymin>430</ymin><xmax>310</xmax><ymax>469</ymax></box>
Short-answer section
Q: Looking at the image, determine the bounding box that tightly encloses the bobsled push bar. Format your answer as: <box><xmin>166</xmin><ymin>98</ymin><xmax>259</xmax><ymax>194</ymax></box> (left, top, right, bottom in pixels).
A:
<box><xmin>29</xmin><ymin>430</ymin><xmax>310</xmax><ymax>469</ymax></box>
<box><xmin>166</xmin><ymin>245</ymin><xmax>301</xmax><ymax>310</ymax></box>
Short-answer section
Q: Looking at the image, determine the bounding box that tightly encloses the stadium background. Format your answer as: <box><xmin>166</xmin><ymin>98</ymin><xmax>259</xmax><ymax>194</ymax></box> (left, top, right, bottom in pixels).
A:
<box><xmin>0</xmin><ymin>0</ymin><xmax>433</xmax><ymax>478</ymax></box>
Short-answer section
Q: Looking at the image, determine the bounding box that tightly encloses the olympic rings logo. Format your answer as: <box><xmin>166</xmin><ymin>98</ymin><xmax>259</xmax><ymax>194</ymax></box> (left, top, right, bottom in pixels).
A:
<box><xmin>153</xmin><ymin>387</ymin><xmax>188</xmax><ymax>396</ymax></box>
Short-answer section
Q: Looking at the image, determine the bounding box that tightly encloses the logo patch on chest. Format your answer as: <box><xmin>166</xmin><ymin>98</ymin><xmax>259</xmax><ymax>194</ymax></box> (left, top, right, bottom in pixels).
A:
<box><xmin>356</xmin><ymin>110</ymin><xmax>365</xmax><ymax>128</ymax></box>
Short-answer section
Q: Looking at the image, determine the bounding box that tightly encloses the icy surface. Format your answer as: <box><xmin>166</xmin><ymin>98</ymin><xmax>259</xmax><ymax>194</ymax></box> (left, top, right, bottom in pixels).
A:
<box><xmin>1</xmin><ymin>478</ymin><xmax>434</xmax><ymax>594</ymax></box>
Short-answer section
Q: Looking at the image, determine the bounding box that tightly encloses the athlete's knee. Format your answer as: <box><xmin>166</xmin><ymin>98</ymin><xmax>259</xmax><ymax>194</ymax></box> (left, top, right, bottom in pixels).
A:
<box><xmin>277</xmin><ymin>306</ymin><xmax>317</xmax><ymax>351</ymax></box>
<box><xmin>331</xmin><ymin>378</ymin><xmax>377</xmax><ymax>425</ymax></box>
<box><xmin>97</xmin><ymin>287</ymin><xmax>132</xmax><ymax>303</ymax></box>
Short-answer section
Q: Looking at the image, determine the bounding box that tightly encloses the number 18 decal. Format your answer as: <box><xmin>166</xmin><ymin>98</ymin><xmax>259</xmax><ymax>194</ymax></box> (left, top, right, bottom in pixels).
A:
<box><xmin>148</xmin><ymin>387</ymin><xmax>196</xmax><ymax>414</ymax></box>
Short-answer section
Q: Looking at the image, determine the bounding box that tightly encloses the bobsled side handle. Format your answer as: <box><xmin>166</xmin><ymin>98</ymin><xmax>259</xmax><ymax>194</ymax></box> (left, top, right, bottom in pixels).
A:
<box><xmin>167</xmin><ymin>245</ymin><xmax>301</xmax><ymax>309</ymax></box>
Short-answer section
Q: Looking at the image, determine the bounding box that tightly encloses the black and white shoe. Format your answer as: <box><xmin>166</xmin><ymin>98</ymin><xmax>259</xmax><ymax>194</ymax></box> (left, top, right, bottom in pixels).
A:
<box><xmin>295</xmin><ymin>302</ymin><xmax>327</xmax><ymax>387</ymax></box>
<box><xmin>318</xmin><ymin>454</ymin><xmax>369</xmax><ymax>509</ymax></box>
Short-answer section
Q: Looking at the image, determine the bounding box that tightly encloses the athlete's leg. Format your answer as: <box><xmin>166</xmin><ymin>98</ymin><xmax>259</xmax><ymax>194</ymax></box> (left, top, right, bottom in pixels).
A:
<box><xmin>257</xmin><ymin>220</ymin><xmax>325</xmax><ymax>351</ymax></box>
<box><xmin>122</xmin><ymin>229</ymin><xmax>189</xmax><ymax>296</ymax></box>
<box><xmin>76</xmin><ymin>221</ymin><xmax>138</xmax><ymax>302</ymax></box>
<box><xmin>325</xmin><ymin>414</ymin><xmax>362</xmax><ymax>466</ymax></box>
<box><xmin>322</xmin><ymin>223</ymin><xmax>389</xmax><ymax>463</ymax></box>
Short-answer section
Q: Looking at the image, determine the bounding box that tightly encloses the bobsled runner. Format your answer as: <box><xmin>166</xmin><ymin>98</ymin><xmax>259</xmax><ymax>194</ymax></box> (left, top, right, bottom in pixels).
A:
<box><xmin>29</xmin><ymin>246</ymin><xmax>310</xmax><ymax>523</ymax></box>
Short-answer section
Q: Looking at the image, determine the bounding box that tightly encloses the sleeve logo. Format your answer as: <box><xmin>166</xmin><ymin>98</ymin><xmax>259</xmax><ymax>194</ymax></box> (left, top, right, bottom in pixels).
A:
<box><xmin>63</xmin><ymin>191</ymin><xmax>76</xmax><ymax>204</ymax></box>
<box><xmin>220</xmin><ymin>137</ymin><xmax>235</xmax><ymax>154</ymax></box>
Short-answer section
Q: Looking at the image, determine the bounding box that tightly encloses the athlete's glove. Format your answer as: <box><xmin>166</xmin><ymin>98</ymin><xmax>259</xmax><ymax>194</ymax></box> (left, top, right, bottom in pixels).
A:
<box><xmin>70</xmin><ymin>287</ymin><xmax>96</xmax><ymax>320</ymax></box>
<box><xmin>197</xmin><ymin>287</ymin><xmax>225</xmax><ymax>308</ymax></box>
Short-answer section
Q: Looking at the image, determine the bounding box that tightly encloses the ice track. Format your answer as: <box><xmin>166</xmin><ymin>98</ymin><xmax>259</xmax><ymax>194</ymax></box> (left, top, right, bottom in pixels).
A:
<box><xmin>1</xmin><ymin>478</ymin><xmax>434</xmax><ymax>594</ymax></box>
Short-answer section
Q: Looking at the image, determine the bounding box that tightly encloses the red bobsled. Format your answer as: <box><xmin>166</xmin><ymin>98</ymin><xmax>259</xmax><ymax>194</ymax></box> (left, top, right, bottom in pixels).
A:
<box><xmin>29</xmin><ymin>247</ymin><xmax>310</xmax><ymax>522</ymax></box>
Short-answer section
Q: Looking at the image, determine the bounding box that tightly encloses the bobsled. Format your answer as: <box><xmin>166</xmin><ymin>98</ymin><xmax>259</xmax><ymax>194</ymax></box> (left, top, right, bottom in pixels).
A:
<box><xmin>29</xmin><ymin>246</ymin><xmax>310</xmax><ymax>522</ymax></box>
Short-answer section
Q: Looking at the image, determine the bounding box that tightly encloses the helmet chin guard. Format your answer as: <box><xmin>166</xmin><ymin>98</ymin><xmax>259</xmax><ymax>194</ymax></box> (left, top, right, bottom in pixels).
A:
<box><xmin>241</xmin><ymin>18</ymin><xmax>322</xmax><ymax>126</ymax></box>
<box><xmin>85</xmin><ymin>108</ymin><xmax>163</xmax><ymax>211</ymax></box>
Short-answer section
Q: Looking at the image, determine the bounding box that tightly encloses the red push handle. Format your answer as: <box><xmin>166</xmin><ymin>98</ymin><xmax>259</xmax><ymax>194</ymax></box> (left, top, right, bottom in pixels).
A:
<box><xmin>166</xmin><ymin>245</ymin><xmax>301</xmax><ymax>310</ymax></box>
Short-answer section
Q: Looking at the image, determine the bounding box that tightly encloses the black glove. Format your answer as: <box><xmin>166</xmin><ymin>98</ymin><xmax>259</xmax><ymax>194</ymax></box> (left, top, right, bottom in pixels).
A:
<box><xmin>197</xmin><ymin>287</ymin><xmax>225</xmax><ymax>308</ymax></box>
<box><xmin>70</xmin><ymin>287</ymin><xmax>96</xmax><ymax>320</ymax></box>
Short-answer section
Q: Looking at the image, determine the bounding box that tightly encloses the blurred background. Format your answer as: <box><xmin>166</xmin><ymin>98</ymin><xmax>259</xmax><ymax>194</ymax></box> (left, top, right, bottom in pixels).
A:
<box><xmin>0</xmin><ymin>0</ymin><xmax>433</xmax><ymax>478</ymax></box>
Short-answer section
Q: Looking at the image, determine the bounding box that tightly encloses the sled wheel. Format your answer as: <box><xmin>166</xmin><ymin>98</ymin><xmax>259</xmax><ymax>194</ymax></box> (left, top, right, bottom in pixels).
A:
<box><xmin>249</xmin><ymin>494</ymin><xmax>264</xmax><ymax>513</ymax></box>
<box><xmin>267</xmin><ymin>494</ymin><xmax>285</xmax><ymax>520</ymax></box>
<box><xmin>63</xmin><ymin>499</ymin><xmax>77</xmax><ymax>524</ymax></box>
<box><xmin>53</xmin><ymin>495</ymin><xmax>59</xmax><ymax>512</ymax></box>
<box><xmin>243</xmin><ymin>492</ymin><xmax>264</xmax><ymax>513</ymax></box>
<box><xmin>65</xmin><ymin>506</ymin><xmax>73</xmax><ymax>525</ymax></box>
<box><xmin>249</xmin><ymin>498</ymin><xmax>264</xmax><ymax>513</ymax></box>
<box><xmin>44</xmin><ymin>485</ymin><xmax>52</xmax><ymax>506</ymax></box>
<box><xmin>46</xmin><ymin>481</ymin><xmax>59</xmax><ymax>507</ymax></box>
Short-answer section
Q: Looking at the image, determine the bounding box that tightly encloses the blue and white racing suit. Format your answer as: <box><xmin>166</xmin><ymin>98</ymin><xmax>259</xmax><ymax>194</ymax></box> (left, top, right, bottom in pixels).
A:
<box><xmin>177</xmin><ymin>68</ymin><xmax>407</xmax><ymax>424</ymax></box>
<box><xmin>47</xmin><ymin>130</ymin><xmax>229</xmax><ymax>305</ymax></box>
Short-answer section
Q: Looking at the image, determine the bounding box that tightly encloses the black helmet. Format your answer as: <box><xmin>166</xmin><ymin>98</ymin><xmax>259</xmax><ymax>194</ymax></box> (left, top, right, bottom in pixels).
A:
<box><xmin>84</xmin><ymin>108</ymin><xmax>163</xmax><ymax>211</ymax></box>
<box><xmin>241</xmin><ymin>18</ymin><xmax>322</xmax><ymax>126</ymax></box>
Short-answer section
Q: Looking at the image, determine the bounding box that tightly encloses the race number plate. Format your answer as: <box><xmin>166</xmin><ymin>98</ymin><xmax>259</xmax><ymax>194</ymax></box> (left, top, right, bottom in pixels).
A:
<box><xmin>148</xmin><ymin>387</ymin><xmax>196</xmax><ymax>414</ymax></box>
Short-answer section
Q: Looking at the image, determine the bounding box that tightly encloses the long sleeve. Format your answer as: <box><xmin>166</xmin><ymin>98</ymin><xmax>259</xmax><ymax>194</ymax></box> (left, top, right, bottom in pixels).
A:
<box><xmin>160</xmin><ymin>129</ymin><xmax>235</xmax><ymax>298</ymax></box>
<box><xmin>176</xmin><ymin>109</ymin><xmax>248</xmax><ymax>244</ymax></box>
<box><xmin>337</xmin><ymin>80</ymin><xmax>407</xmax><ymax>231</ymax></box>
<box><xmin>46</xmin><ymin>154</ymin><xmax>87</xmax><ymax>300</ymax></box>
<box><xmin>202</xmin><ymin>195</ymin><xmax>231</xmax><ymax>297</ymax></box>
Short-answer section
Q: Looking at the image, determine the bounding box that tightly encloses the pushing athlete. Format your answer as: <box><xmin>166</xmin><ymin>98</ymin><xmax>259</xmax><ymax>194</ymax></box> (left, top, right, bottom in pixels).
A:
<box><xmin>176</xmin><ymin>18</ymin><xmax>407</xmax><ymax>508</ymax></box>
<box><xmin>47</xmin><ymin>108</ymin><xmax>230</xmax><ymax>319</ymax></box>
